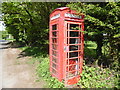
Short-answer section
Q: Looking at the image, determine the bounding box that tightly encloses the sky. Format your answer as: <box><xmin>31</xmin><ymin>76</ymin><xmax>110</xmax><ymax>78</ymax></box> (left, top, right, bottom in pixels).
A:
<box><xmin>0</xmin><ymin>21</ymin><xmax>5</xmax><ymax>31</ymax></box>
<box><xmin>0</xmin><ymin>11</ymin><xmax>6</xmax><ymax>31</ymax></box>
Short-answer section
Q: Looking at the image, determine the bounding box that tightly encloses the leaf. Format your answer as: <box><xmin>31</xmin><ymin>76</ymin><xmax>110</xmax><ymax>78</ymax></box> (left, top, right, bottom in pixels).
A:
<box><xmin>88</xmin><ymin>32</ymin><xmax>98</xmax><ymax>36</ymax></box>
<box><xmin>80</xmin><ymin>30</ymin><xmax>88</xmax><ymax>34</ymax></box>
<box><xmin>113</xmin><ymin>33</ymin><xmax>120</xmax><ymax>38</ymax></box>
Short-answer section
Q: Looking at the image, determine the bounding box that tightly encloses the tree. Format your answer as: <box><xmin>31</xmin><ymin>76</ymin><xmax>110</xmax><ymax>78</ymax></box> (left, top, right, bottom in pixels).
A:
<box><xmin>2</xmin><ymin>2</ymin><xmax>68</xmax><ymax>45</ymax></box>
<box><xmin>67</xmin><ymin>2</ymin><xmax>120</xmax><ymax>69</ymax></box>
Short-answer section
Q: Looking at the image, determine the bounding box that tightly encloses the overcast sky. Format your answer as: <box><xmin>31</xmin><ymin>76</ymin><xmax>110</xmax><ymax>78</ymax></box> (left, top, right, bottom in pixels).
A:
<box><xmin>0</xmin><ymin>2</ymin><xmax>5</xmax><ymax>31</ymax></box>
<box><xmin>0</xmin><ymin>21</ymin><xmax>5</xmax><ymax>31</ymax></box>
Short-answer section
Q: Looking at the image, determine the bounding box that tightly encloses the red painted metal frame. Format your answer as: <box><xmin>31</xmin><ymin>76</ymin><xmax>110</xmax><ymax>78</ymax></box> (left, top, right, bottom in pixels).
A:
<box><xmin>49</xmin><ymin>7</ymin><xmax>84</xmax><ymax>85</ymax></box>
<box><xmin>64</xmin><ymin>21</ymin><xmax>84</xmax><ymax>85</ymax></box>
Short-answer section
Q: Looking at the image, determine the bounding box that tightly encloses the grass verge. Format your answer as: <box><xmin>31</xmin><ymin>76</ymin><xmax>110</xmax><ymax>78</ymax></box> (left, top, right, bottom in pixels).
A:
<box><xmin>19</xmin><ymin>41</ymin><xmax>120</xmax><ymax>88</ymax></box>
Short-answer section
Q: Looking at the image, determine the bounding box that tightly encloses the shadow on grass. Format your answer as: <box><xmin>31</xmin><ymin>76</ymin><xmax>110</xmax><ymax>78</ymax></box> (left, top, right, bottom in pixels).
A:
<box><xmin>0</xmin><ymin>41</ymin><xmax>25</xmax><ymax>49</ymax></box>
<box><xmin>9</xmin><ymin>41</ymin><xmax>26</xmax><ymax>48</ymax></box>
<box><xmin>18</xmin><ymin>44</ymin><xmax>49</xmax><ymax>58</ymax></box>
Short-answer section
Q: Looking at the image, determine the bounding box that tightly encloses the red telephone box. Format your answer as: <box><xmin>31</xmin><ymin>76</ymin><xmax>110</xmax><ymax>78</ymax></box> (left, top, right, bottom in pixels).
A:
<box><xmin>49</xmin><ymin>7</ymin><xmax>84</xmax><ymax>85</ymax></box>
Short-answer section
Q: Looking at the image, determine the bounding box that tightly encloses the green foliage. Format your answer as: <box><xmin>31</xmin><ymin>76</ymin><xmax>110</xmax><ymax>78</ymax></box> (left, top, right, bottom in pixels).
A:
<box><xmin>36</xmin><ymin>55</ymin><xmax>119</xmax><ymax>88</ymax></box>
<box><xmin>84</xmin><ymin>41</ymin><xmax>97</xmax><ymax>58</ymax></box>
<box><xmin>0</xmin><ymin>31</ymin><xmax>9</xmax><ymax>40</ymax></box>
<box><xmin>0</xmin><ymin>31</ymin><xmax>2</xmax><ymax>40</ymax></box>
<box><xmin>3</xmin><ymin>2</ymin><xmax>120</xmax><ymax>69</ymax></box>
<box><xmin>77</xmin><ymin>63</ymin><xmax>120</xmax><ymax>88</ymax></box>
<box><xmin>113</xmin><ymin>33</ymin><xmax>120</xmax><ymax>38</ymax></box>
<box><xmin>19</xmin><ymin>45</ymin><xmax>48</xmax><ymax>57</ymax></box>
<box><xmin>20</xmin><ymin>42</ymin><xmax>119</xmax><ymax>88</ymax></box>
<box><xmin>67</xmin><ymin>2</ymin><xmax>120</xmax><ymax>70</ymax></box>
<box><xmin>20</xmin><ymin>46</ymin><xmax>64</xmax><ymax>88</ymax></box>
<box><xmin>2</xmin><ymin>2</ymin><xmax>120</xmax><ymax>88</ymax></box>
<box><xmin>36</xmin><ymin>57</ymin><xmax>64</xmax><ymax>88</ymax></box>
<box><xmin>2</xmin><ymin>2</ymin><xmax>67</xmax><ymax>45</ymax></box>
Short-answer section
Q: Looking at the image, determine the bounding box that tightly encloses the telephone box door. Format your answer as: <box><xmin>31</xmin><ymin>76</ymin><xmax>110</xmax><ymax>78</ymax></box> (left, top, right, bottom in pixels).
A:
<box><xmin>64</xmin><ymin>21</ymin><xmax>84</xmax><ymax>85</ymax></box>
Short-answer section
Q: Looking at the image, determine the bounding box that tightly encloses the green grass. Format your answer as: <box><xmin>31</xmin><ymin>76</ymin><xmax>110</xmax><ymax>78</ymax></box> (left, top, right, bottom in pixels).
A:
<box><xmin>78</xmin><ymin>63</ymin><xmax>119</xmax><ymax>88</ymax></box>
<box><xmin>84</xmin><ymin>41</ymin><xmax>97</xmax><ymax>58</ymax></box>
<box><xmin>19</xmin><ymin>45</ymin><xmax>64</xmax><ymax>88</ymax></box>
<box><xmin>85</xmin><ymin>41</ymin><xmax>97</xmax><ymax>49</ymax></box>
<box><xmin>19</xmin><ymin>46</ymin><xmax>48</xmax><ymax>57</ymax></box>
<box><xmin>36</xmin><ymin>57</ymin><xmax>64</xmax><ymax>88</ymax></box>
<box><xmin>19</xmin><ymin>46</ymin><xmax>28</xmax><ymax>50</ymax></box>
<box><xmin>19</xmin><ymin>46</ymin><xmax>48</xmax><ymax>64</ymax></box>
<box><xmin>6</xmin><ymin>38</ymin><xmax>15</xmax><ymax>41</ymax></box>
<box><xmin>18</xmin><ymin>41</ymin><xmax>119</xmax><ymax>88</ymax></box>
<box><xmin>0</xmin><ymin>31</ymin><xmax>2</xmax><ymax>40</ymax></box>
<box><xmin>0</xmin><ymin>31</ymin><xmax>14</xmax><ymax>41</ymax></box>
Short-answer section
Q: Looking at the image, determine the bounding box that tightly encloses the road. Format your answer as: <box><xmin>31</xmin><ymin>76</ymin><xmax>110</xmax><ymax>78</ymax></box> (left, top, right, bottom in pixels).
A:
<box><xmin>0</xmin><ymin>41</ymin><xmax>46</xmax><ymax>88</ymax></box>
<box><xmin>0</xmin><ymin>43</ymin><xmax>3</xmax><ymax>89</ymax></box>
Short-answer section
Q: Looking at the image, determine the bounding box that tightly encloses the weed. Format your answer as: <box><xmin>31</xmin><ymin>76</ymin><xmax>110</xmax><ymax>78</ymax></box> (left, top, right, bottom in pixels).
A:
<box><xmin>36</xmin><ymin>57</ymin><xmax>64</xmax><ymax>88</ymax></box>
<box><xmin>77</xmin><ymin>62</ymin><xmax>120</xmax><ymax>88</ymax></box>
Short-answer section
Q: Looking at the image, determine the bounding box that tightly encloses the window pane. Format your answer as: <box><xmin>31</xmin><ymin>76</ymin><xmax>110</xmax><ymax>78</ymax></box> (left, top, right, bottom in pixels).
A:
<box><xmin>52</xmin><ymin>38</ymin><xmax>57</xmax><ymax>43</ymax></box>
<box><xmin>70</xmin><ymin>24</ymin><xmax>79</xmax><ymax>30</ymax></box>
<box><xmin>70</xmin><ymin>38</ymin><xmax>79</xmax><ymax>44</ymax></box>
<box><xmin>52</xmin><ymin>69</ymin><xmax>56</xmax><ymax>74</ymax></box>
<box><xmin>69</xmin><ymin>52</ymin><xmax>78</xmax><ymax>58</ymax></box>
<box><xmin>52</xmin><ymin>24</ymin><xmax>57</xmax><ymax>30</ymax></box>
<box><xmin>69</xmin><ymin>45</ymin><xmax>78</xmax><ymax>51</ymax></box>
<box><xmin>52</xmin><ymin>50</ymin><xmax>57</xmax><ymax>56</ymax></box>
<box><xmin>52</xmin><ymin>44</ymin><xmax>57</xmax><ymax>50</ymax></box>
<box><xmin>70</xmin><ymin>31</ymin><xmax>79</xmax><ymax>37</ymax></box>
<box><xmin>52</xmin><ymin>63</ymin><xmax>57</xmax><ymax>69</ymax></box>
<box><xmin>52</xmin><ymin>32</ymin><xmax>57</xmax><ymax>37</ymax></box>
<box><xmin>52</xmin><ymin>57</ymin><xmax>57</xmax><ymax>63</ymax></box>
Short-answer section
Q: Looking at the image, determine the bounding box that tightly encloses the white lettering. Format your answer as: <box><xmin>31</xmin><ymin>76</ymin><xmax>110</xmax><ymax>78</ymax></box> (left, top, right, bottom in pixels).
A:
<box><xmin>65</xmin><ymin>13</ymin><xmax>81</xmax><ymax>19</ymax></box>
<box><xmin>51</xmin><ymin>14</ymin><xmax>60</xmax><ymax>20</ymax></box>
